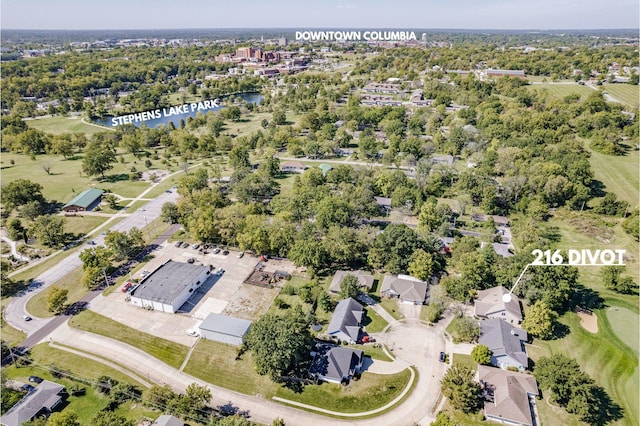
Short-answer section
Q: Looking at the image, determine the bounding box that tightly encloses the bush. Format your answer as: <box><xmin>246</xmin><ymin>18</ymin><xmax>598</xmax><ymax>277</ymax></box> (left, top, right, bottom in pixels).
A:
<box><xmin>281</xmin><ymin>284</ymin><xmax>297</xmax><ymax>295</ymax></box>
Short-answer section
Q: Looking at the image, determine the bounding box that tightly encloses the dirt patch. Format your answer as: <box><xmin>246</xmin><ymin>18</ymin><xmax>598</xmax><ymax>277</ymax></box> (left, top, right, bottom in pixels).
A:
<box><xmin>141</xmin><ymin>169</ymin><xmax>170</xmax><ymax>183</ymax></box>
<box><xmin>577</xmin><ymin>311</ymin><xmax>598</xmax><ymax>333</ymax></box>
<box><xmin>222</xmin><ymin>284</ymin><xmax>279</xmax><ymax>321</ymax></box>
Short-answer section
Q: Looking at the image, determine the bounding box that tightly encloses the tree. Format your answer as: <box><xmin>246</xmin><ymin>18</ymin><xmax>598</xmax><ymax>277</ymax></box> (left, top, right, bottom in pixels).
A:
<box><xmin>7</xmin><ymin>218</ymin><xmax>26</xmax><ymax>242</ymax></box>
<box><xmin>245</xmin><ymin>308</ymin><xmax>314</xmax><ymax>381</ymax></box>
<box><xmin>1</xmin><ymin>179</ymin><xmax>45</xmax><ymax>210</ymax></box>
<box><xmin>103</xmin><ymin>194</ymin><xmax>119</xmax><ymax>209</ymax></box>
<box><xmin>47</xmin><ymin>286</ymin><xmax>68</xmax><ymax>314</ymax></box>
<box><xmin>521</xmin><ymin>300</ymin><xmax>557</xmax><ymax>339</ymax></box>
<box><xmin>82</xmin><ymin>143</ymin><xmax>116</xmax><ymax>179</ymax></box>
<box><xmin>142</xmin><ymin>385</ymin><xmax>180</xmax><ymax>413</ymax></box>
<box><xmin>91</xmin><ymin>412</ymin><xmax>135</xmax><ymax>426</ymax></box>
<box><xmin>82</xmin><ymin>265</ymin><xmax>106</xmax><ymax>289</ymax></box>
<box><xmin>178</xmin><ymin>383</ymin><xmax>211</xmax><ymax>418</ymax></box>
<box><xmin>273</xmin><ymin>110</ymin><xmax>286</xmax><ymax>125</ymax></box>
<box><xmin>440</xmin><ymin>365</ymin><xmax>482</xmax><ymax>413</ymax></box>
<box><xmin>622</xmin><ymin>209</ymin><xmax>639</xmax><ymax>240</ymax></box>
<box><xmin>471</xmin><ymin>344</ymin><xmax>492</xmax><ymax>365</ymax></box>
<box><xmin>104</xmin><ymin>229</ymin><xmax>144</xmax><ymax>261</ymax></box>
<box><xmin>47</xmin><ymin>411</ymin><xmax>81</xmax><ymax>426</ymax></box>
<box><xmin>222</xmin><ymin>105</ymin><xmax>241</xmax><ymax>121</ymax></box>
<box><xmin>339</xmin><ymin>275</ymin><xmax>360</xmax><ymax>299</ymax></box>
<box><xmin>367</xmin><ymin>224</ymin><xmax>424</xmax><ymax>274</ymax></box>
<box><xmin>408</xmin><ymin>249</ymin><xmax>435</xmax><ymax>281</ymax></box>
<box><xmin>423</xmin><ymin>297</ymin><xmax>447</xmax><ymax>323</ymax></box>
<box><xmin>79</xmin><ymin>246</ymin><xmax>113</xmax><ymax>270</ymax></box>
<box><xmin>20</xmin><ymin>200</ymin><xmax>44</xmax><ymax>221</ymax></box>
<box><xmin>30</xmin><ymin>215</ymin><xmax>66</xmax><ymax>247</ymax></box>
<box><xmin>161</xmin><ymin>202</ymin><xmax>180</xmax><ymax>224</ymax></box>
<box><xmin>430</xmin><ymin>412</ymin><xmax>455</xmax><ymax>426</ymax></box>
<box><xmin>288</xmin><ymin>239</ymin><xmax>328</xmax><ymax>271</ymax></box>
<box><xmin>41</xmin><ymin>162</ymin><xmax>53</xmax><ymax>175</ymax></box>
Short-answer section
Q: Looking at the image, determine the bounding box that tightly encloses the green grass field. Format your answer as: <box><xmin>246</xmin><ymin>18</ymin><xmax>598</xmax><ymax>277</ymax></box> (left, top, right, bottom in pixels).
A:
<box><xmin>3</xmin><ymin>343</ymin><xmax>154</xmax><ymax>424</ymax></box>
<box><xmin>0</xmin><ymin>152</ymin><xmax>151</xmax><ymax>201</ymax></box>
<box><xmin>528</xmin><ymin>83</ymin><xmax>596</xmax><ymax>100</ymax></box>
<box><xmin>26</xmin><ymin>267</ymin><xmax>85</xmax><ymax>318</ymax></box>
<box><xmin>276</xmin><ymin>368</ymin><xmax>412</xmax><ymax>414</ymax></box>
<box><xmin>183</xmin><ymin>339</ymin><xmax>277</xmax><ymax>396</ymax></box>
<box><xmin>25</xmin><ymin>115</ymin><xmax>109</xmax><ymax>136</ymax></box>
<box><xmin>587</xmin><ymin>147</ymin><xmax>639</xmax><ymax>206</ymax></box>
<box><xmin>527</xmin><ymin>309</ymin><xmax>638</xmax><ymax>426</ymax></box>
<box><xmin>607</xmin><ymin>307</ymin><xmax>639</xmax><ymax>356</ymax></box>
<box><xmin>362</xmin><ymin>307</ymin><xmax>389</xmax><ymax>333</ymax></box>
<box><xmin>603</xmin><ymin>84</ymin><xmax>640</xmax><ymax>108</ymax></box>
<box><xmin>69</xmin><ymin>310</ymin><xmax>188</xmax><ymax>369</ymax></box>
<box><xmin>64</xmin><ymin>215</ymin><xmax>110</xmax><ymax>237</ymax></box>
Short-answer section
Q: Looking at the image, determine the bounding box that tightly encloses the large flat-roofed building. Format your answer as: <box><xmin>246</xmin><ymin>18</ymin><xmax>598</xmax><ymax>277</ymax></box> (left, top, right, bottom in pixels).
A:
<box><xmin>198</xmin><ymin>313</ymin><xmax>252</xmax><ymax>346</ymax></box>
<box><xmin>130</xmin><ymin>260</ymin><xmax>211</xmax><ymax>313</ymax></box>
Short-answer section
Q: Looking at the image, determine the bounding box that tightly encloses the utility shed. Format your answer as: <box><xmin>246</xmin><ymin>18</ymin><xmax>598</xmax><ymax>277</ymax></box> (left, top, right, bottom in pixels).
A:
<box><xmin>198</xmin><ymin>313</ymin><xmax>252</xmax><ymax>346</ymax></box>
<box><xmin>129</xmin><ymin>260</ymin><xmax>211</xmax><ymax>313</ymax></box>
<box><xmin>62</xmin><ymin>188</ymin><xmax>104</xmax><ymax>212</ymax></box>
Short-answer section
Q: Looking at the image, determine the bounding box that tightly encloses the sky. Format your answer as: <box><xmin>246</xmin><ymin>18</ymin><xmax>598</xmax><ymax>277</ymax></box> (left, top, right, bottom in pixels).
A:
<box><xmin>2</xmin><ymin>0</ymin><xmax>639</xmax><ymax>30</ymax></box>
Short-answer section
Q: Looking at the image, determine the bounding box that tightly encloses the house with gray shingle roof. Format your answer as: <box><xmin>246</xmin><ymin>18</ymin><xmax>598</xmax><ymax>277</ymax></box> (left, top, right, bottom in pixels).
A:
<box><xmin>478</xmin><ymin>365</ymin><xmax>539</xmax><ymax>426</ymax></box>
<box><xmin>309</xmin><ymin>343</ymin><xmax>364</xmax><ymax>384</ymax></box>
<box><xmin>326</xmin><ymin>298</ymin><xmax>363</xmax><ymax>344</ymax></box>
<box><xmin>381</xmin><ymin>274</ymin><xmax>428</xmax><ymax>305</ymax></box>
<box><xmin>329</xmin><ymin>270</ymin><xmax>375</xmax><ymax>294</ymax></box>
<box><xmin>479</xmin><ymin>318</ymin><xmax>528</xmax><ymax>371</ymax></box>
<box><xmin>475</xmin><ymin>286</ymin><xmax>522</xmax><ymax>324</ymax></box>
<box><xmin>0</xmin><ymin>380</ymin><xmax>66</xmax><ymax>426</ymax></box>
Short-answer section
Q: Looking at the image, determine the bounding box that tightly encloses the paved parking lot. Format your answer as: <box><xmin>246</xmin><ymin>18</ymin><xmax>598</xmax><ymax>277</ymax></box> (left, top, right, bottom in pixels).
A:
<box><xmin>89</xmin><ymin>241</ymin><xmax>292</xmax><ymax>345</ymax></box>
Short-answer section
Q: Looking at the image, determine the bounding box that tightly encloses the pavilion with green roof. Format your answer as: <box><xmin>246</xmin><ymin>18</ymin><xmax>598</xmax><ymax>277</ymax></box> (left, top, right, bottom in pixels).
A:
<box><xmin>62</xmin><ymin>188</ymin><xmax>104</xmax><ymax>212</ymax></box>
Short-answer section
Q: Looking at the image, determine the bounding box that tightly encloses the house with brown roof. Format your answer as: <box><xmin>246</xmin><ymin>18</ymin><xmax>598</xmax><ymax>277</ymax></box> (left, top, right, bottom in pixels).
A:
<box><xmin>478</xmin><ymin>365</ymin><xmax>539</xmax><ymax>426</ymax></box>
<box><xmin>380</xmin><ymin>274</ymin><xmax>428</xmax><ymax>305</ymax></box>
<box><xmin>475</xmin><ymin>286</ymin><xmax>522</xmax><ymax>324</ymax></box>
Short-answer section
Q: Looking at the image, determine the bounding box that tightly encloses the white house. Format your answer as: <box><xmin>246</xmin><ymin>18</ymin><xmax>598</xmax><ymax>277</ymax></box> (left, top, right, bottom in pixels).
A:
<box><xmin>475</xmin><ymin>286</ymin><xmax>522</xmax><ymax>324</ymax></box>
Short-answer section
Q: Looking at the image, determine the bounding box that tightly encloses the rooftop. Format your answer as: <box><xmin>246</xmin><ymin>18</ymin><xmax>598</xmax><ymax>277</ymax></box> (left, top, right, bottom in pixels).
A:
<box><xmin>63</xmin><ymin>188</ymin><xmax>104</xmax><ymax>209</ymax></box>
<box><xmin>327</xmin><ymin>297</ymin><xmax>364</xmax><ymax>342</ymax></box>
<box><xmin>329</xmin><ymin>270</ymin><xmax>375</xmax><ymax>294</ymax></box>
<box><xmin>478</xmin><ymin>365</ymin><xmax>538</xmax><ymax>426</ymax></box>
<box><xmin>381</xmin><ymin>274</ymin><xmax>428</xmax><ymax>303</ymax></box>
<box><xmin>309</xmin><ymin>343</ymin><xmax>364</xmax><ymax>383</ymax></box>
<box><xmin>0</xmin><ymin>380</ymin><xmax>65</xmax><ymax>426</ymax></box>
<box><xmin>131</xmin><ymin>260</ymin><xmax>209</xmax><ymax>305</ymax></box>
<box><xmin>479</xmin><ymin>318</ymin><xmax>528</xmax><ymax>368</ymax></box>
<box><xmin>475</xmin><ymin>286</ymin><xmax>522</xmax><ymax>322</ymax></box>
<box><xmin>199</xmin><ymin>313</ymin><xmax>252</xmax><ymax>338</ymax></box>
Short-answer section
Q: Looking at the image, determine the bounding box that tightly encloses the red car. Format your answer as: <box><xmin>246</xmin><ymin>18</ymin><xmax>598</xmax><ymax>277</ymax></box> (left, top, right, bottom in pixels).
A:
<box><xmin>121</xmin><ymin>282</ymin><xmax>133</xmax><ymax>293</ymax></box>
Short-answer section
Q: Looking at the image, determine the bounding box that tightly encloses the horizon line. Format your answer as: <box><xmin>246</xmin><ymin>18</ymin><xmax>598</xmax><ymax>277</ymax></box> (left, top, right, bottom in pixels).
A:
<box><xmin>2</xmin><ymin>27</ymin><xmax>639</xmax><ymax>32</ymax></box>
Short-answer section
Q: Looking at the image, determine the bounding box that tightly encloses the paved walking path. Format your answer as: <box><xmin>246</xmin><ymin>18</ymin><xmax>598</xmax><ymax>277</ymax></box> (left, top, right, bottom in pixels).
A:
<box><xmin>1</xmin><ymin>235</ymin><xmax>30</xmax><ymax>262</ymax></box>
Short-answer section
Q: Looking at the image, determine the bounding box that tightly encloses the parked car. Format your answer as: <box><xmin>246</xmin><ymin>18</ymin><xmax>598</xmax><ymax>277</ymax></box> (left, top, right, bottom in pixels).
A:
<box><xmin>237</xmin><ymin>252</ymin><xmax>244</xmax><ymax>258</ymax></box>
<box><xmin>21</xmin><ymin>384</ymin><xmax>35</xmax><ymax>392</ymax></box>
<box><xmin>175</xmin><ymin>241</ymin><xmax>183</xmax><ymax>247</ymax></box>
<box><xmin>222</xmin><ymin>250</ymin><xmax>229</xmax><ymax>255</ymax></box>
<box><xmin>213</xmin><ymin>248</ymin><xmax>221</xmax><ymax>254</ymax></box>
<box><xmin>181</xmin><ymin>242</ymin><xmax>190</xmax><ymax>248</ymax></box>
<box><xmin>121</xmin><ymin>282</ymin><xmax>133</xmax><ymax>293</ymax></box>
<box><xmin>28</xmin><ymin>376</ymin><xmax>43</xmax><ymax>383</ymax></box>
<box><xmin>187</xmin><ymin>258</ymin><xmax>195</xmax><ymax>264</ymax></box>
<box><xmin>192</xmin><ymin>244</ymin><xmax>200</xmax><ymax>250</ymax></box>
<box><xmin>186</xmin><ymin>329</ymin><xmax>199</xmax><ymax>337</ymax></box>
<box><xmin>439</xmin><ymin>351</ymin><xmax>446</xmax><ymax>362</ymax></box>
<box><xmin>215</xmin><ymin>267</ymin><xmax>224</xmax><ymax>275</ymax></box>
<box><xmin>22</xmin><ymin>315</ymin><xmax>32</xmax><ymax>321</ymax></box>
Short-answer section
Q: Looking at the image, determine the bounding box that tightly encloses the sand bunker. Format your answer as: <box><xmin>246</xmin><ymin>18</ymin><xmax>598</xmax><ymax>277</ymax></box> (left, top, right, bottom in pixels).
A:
<box><xmin>577</xmin><ymin>311</ymin><xmax>598</xmax><ymax>333</ymax></box>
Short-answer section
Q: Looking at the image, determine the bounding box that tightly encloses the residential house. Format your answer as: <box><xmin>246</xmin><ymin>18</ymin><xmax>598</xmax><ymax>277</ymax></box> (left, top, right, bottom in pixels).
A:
<box><xmin>62</xmin><ymin>188</ymin><xmax>104</xmax><ymax>213</ymax></box>
<box><xmin>478</xmin><ymin>365</ymin><xmax>539</xmax><ymax>426</ymax></box>
<box><xmin>280</xmin><ymin>160</ymin><xmax>307</xmax><ymax>173</ymax></box>
<box><xmin>326</xmin><ymin>297</ymin><xmax>364</xmax><ymax>344</ymax></box>
<box><xmin>1</xmin><ymin>380</ymin><xmax>66</xmax><ymax>426</ymax></box>
<box><xmin>154</xmin><ymin>414</ymin><xmax>185</xmax><ymax>426</ymax></box>
<box><xmin>309</xmin><ymin>343</ymin><xmax>364</xmax><ymax>384</ymax></box>
<box><xmin>380</xmin><ymin>274</ymin><xmax>428</xmax><ymax>304</ymax></box>
<box><xmin>474</xmin><ymin>286</ymin><xmax>522</xmax><ymax>324</ymax></box>
<box><xmin>329</xmin><ymin>270</ymin><xmax>375</xmax><ymax>294</ymax></box>
<box><xmin>479</xmin><ymin>318</ymin><xmax>528</xmax><ymax>371</ymax></box>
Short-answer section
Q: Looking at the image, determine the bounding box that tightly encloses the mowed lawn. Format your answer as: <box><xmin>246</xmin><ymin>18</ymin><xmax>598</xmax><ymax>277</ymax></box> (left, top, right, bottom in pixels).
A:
<box><xmin>69</xmin><ymin>310</ymin><xmax>188</xmax><ymax>369</ymax></box>
<box><xmin>527</xmin><ymin>309</ymin><xmax>639</xmax><ymax>426</ymax></box>
<box><xmin>528</xmin><ymin>83</ymin><xmax>595</xmax><ymax>100</ymax></box>
<box><xmin>603</xmin><ymin>84</ymin><xmax>640</xmax><ymax>108</ymax></box>
<box><xmin>25</xmin><ymin>115</ymin><xmax>109</xmax><ymax>136</ymax></box>
<box><xmin>587</xmin><ymin>147</ymin><xmax>639</xmax><ymax>206</ymax></box>
<box><xmin>26</xmin><ymin>266</ymin><xmax>85</xmax><ymax>318</ymax></box>
<box><xmin>64</xmin><ymin>215</ymin><xmax>110</xmax><ymax>237</ymax></box>
<box><xmin>3</xmin><ymin>343</ymin><xmax>154</xmax><ymax>424</ymax></box>
<box><xmin>1</xmin><ymin>152</ymin><xmax>151</xmax><ymax>201</ymax></box>
<box><xmin>607</xmin><ymin>307</ymin><xmax>639</xmax><ymax>356</ymax></box>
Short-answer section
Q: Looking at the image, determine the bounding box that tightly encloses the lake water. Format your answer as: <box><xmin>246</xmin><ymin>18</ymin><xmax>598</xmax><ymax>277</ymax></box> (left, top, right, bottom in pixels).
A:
<box><xmin>95</xmin><ymin>92</ymin><xmax>264</xmax><ymax>129</ymax></box>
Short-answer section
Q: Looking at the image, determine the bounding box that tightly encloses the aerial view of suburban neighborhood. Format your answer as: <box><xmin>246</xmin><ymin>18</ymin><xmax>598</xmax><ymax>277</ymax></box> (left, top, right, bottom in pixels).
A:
<box><xmin>0</xmin><ymin>1</ymin><xmax>638</xmax><ymax>425</ymax></box>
